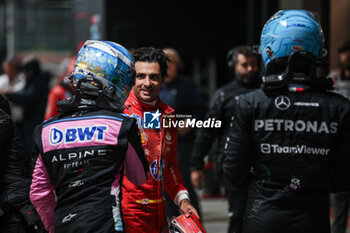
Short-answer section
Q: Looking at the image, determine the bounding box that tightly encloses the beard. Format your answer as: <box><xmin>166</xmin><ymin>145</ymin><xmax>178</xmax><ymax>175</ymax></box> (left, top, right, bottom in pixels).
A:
<box><xmin>235</xmin><ymin>71</ymin><xmax>260</xmax><ymax>87</ymax></box>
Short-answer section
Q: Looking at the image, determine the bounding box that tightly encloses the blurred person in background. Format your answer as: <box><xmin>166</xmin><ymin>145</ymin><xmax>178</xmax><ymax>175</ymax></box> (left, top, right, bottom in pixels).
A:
<box><xmin>329</xmin><ymin>40</ymin><xmax>350</xmax><ymax>99</ymax></box>
<box><xmin>0</xmin><ymin>61</ymin><xmax>12</xmax><ymax>92</ymax></box>
<box><xmin>30</xmin><ymin>40</ymin><xmax>148</xmax><ymax>233</ymax></box>
<box><xmin>121</xmin><ymin>47</ymin><xmax>199</xmax><ymax>233</ymax></box>
<box><xmin>0</xmin><ymin>64</ymin><xmax>10</xmax><ymax>90</ymax></box>
<box><xmin>5</xmin><ymin>56</ymin><xmax>51</xmax><ymax>156</ymax></box>
<box><xmin>43</xmin><ymin>56</ymin><xmax>75</xmax><ymax>120</ymax></box>
<box><xmin>0</xmin><ymin>59</ymin><xmax>26</xmax><ymax>123</ymax></box>
<box><xmin>0</xmin><ymin>59</ymin><xmax>26</xmax><ymax>93</ymax></box>
<box><xmin>0</xmin><ymin>94</ymin><xmax>44</xmax><ymax>233</ymax></box>
<box><xmin>223</xmin><ymin>10</ymin><xmax>350</xmax><ymax>233</ymax></box>
<box><xmin>158</xmin><ymin>47</ymin><xmax>206</xmax><ymax>219</ymax></box>
<box><xmin>190</xmin><ymin>45</ymin><xmax>260</xmax><ymax>233</ymax></box>
<box><xmin>328</xmin><ymin>40</ymin><xmax>350</xmax><ymax>233</ymax></box>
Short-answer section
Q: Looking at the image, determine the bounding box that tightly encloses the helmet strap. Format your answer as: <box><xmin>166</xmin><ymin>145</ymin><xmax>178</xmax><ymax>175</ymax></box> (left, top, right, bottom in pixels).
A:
<box><xmin>284</xmin><ymin>51</ymin><xmax>317</xmax><ymax>81</ymax></box>
<box><xmin>262</xmin><ymin>51</ymin><xmax>333</xmax><ymax>91</ymax></box>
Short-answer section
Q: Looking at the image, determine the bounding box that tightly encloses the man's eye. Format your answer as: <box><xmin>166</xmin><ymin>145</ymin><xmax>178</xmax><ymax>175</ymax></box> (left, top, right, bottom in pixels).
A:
<box><xmin>136</xmin><ymin>74</ymin><xmax>145</xmax><ymax>79</ymax></box>
<box><xmin>150</xmin><ymin>74</ymin><xmax>161</xmax><ymax>80</ymax></box>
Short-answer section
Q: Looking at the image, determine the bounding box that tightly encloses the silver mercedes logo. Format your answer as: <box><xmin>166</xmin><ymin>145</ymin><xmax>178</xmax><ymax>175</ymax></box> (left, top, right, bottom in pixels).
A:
<box><xmin>274</xmin><ymin>95</ymin><xmax>291</xmax><ymax>110</ymax></box>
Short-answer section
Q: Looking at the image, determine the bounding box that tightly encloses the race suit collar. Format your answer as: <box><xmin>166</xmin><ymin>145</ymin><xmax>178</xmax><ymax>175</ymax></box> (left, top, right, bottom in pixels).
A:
<box><xmin>125</xmin><ymin>90</ymin><xmax>174</xmax><ymax>115</ymax></box>
<box><xmin>56</xmin><ymin>93</ymin><xmax>123</xmax><ymax>113</ymax></box>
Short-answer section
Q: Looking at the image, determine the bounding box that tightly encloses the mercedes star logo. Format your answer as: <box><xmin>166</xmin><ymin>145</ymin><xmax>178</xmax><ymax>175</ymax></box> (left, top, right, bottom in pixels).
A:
<box><xmin>274</xmin><ymin>95</ymin><xmax>291</xmax><ymax>110</ymax></box>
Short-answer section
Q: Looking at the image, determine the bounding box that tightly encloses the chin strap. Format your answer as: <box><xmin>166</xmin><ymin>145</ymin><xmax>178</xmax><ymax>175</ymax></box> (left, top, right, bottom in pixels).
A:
<box><xmin>57</xmin><ymin>76</ymin><xmax>123</xmax><ymax>113</ymax></box>
<box><xmin>262</xmin><ymin>51</ymin><xmax>334</xmax><ymax>91</ymax></box>
<box><xmin>57</xmin><ymin>93</ymin><xmax>123</xmax><ymax>112</ymax></box>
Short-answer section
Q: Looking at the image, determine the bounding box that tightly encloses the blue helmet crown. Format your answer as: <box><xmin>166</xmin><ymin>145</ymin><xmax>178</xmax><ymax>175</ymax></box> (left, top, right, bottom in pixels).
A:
<box><xmin>73</xmin><ymin>40</ymin><xmax>134</xmax><ymax>103</ymax></box>
<box><xmin>260</xmin><ymin>10</ymin><xmax>324</xmax><ymax>68</ymax></box>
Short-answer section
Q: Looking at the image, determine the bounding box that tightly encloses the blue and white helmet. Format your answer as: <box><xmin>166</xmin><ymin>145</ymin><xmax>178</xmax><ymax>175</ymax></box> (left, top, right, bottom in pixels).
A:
<box><xmin>260</xmin><ymin>10</ymin><xmax>324</xmax><ymax>68</ymax></box>
<box><xmin>73</xmin><ymin>40</ymin><xmax>134</xmax><ymax>103</ymax></box>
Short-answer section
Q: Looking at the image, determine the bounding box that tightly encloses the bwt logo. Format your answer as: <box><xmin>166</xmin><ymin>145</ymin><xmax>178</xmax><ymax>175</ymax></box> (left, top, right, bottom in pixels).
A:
<box><xmin>143</xmin><ymin>110</ymin><xmax>161</xmax><ymax>129</ymax></box>
<box><xmin>50</xmin><ymin>125</ymin><xmax>108</xmax><ymax>145</ymax></box>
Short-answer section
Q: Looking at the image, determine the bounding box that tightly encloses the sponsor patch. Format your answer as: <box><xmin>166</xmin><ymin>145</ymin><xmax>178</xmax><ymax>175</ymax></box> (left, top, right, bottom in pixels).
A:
<box><xmin>260</xmin><ymin>143</ymin><xmax>330</xmax><ymax>156</ymax></box>
<box><xmin>150</xmin><ymin>158</ymin><xmax>165</xmax><ymax>181</ymax></box>
<box><xmin>49</xmin><ymin>125</ymin><xmax>108</xmax><ymax>145</ymax></box>
<box><xmin>274</xmin><ymin>95</ymin><xmax>291</xmax><ymax>110</ymax></box>
<box><xmin>254</xmin><ymin>119</ymin><xmax>338</xmax><ymax>134</ymax></box>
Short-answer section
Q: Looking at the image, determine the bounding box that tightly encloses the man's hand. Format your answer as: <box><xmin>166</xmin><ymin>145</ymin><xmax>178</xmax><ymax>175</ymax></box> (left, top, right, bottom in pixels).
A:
<box><xmin>191</xmin><ymin>170</ymin><xmax>205</xmax><ymax>190</ymax></box>
<box><xmin>180</xmin><ymin>199</ymin><xmax>199</xmax><ymax>219</ymax></box>
<box><xmin>177</xmin><ymin>118</ymin><xmax>192</xmax><ymax>135</ymax></box>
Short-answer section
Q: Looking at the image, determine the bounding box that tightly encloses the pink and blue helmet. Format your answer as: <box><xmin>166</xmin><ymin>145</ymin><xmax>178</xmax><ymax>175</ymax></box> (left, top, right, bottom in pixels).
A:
<box><xmin>260</xmin><ymin>10</ymin><xmax>324</xmax><ymax>68</ymax></box>
<box><xmin>73</xmin><ymin>40</ymin><xmax>134</xmax><ymax>103</ymax></box>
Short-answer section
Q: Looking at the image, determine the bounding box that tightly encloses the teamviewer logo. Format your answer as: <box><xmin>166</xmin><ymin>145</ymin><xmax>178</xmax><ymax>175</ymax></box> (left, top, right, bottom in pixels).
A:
<box><xmin>260</xmin><ymin>143</ymin><xmax>271</xmax><ymax>154</ymax></box>
<box><xmin>143</xmin><ymin>110</ymin><xmax>161</xmax><ymax>129</ymax></box>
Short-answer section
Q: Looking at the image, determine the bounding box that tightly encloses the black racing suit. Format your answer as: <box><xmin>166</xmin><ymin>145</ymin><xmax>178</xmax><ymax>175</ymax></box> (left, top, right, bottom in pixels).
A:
<box><xmin>0</xmin><ymin>95</ymin><xmax>43</xmax><ymax>233</ymax></box>
<box><xmin>30</xmin><ymin>95</ymin><xmax>149</xmax><ymax>233</ymax></box>
<box><xmin>223</xmin><ymin>80</ymin><xmax>350</xmax><ymax>233</ymax></box>
<box><xmin>191</xmin><ymin>79</ymin><xmax>259</xmax><ymax>233</ymax></box>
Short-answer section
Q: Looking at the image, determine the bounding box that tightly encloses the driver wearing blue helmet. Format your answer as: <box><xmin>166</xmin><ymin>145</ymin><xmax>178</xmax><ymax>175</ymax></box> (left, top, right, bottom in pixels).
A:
<box><xmin>223</xmin><ymin>9</ymin><xmax>350</xmax><ymax>233</ymax></box>
<box><xmin>30</xmin><ymin>40</ymin><xmax>149</xmax><ymax>233</ymax></box>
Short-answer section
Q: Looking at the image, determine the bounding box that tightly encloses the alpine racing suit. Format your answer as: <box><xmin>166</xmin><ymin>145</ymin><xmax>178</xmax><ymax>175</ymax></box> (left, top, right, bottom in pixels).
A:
<box><xmin>121</xmin><ymin>90</ymin><xmax>189</xmax><ymax>233</ymax></box>
<box><xmin>223</xmin><ymin>80</ymin><xmax>350</xmax><ymax>233</ymax></box>
<box><xmin>30</xmin><ymin>96</ymin><xmax>149</xmax><ymax>233</ymax></box>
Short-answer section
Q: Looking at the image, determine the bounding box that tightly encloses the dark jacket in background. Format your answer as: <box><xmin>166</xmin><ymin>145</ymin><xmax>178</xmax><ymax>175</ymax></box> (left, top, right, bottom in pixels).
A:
<box><xmin>190</xmin><ymin>79</ymin><xmax>259</xmax><ymax>233</ymax></box>
<box><xmin>6</xmin><ymin>70</ymin><xmax>51</xmax><ymax>156</ymax></box>
<box><xmin>191</xmin><ymin>79</ymin><xmax>257</xmax><ymax>171</ymax></box>
<box><xmin>159</xmin><ymin>75</ymin><xmax>207</xmax><ymax>218</ymax></box>
<box><xmin>0</xmin><ymin>95</ymin><xmax>43</xmax><ymax>233</ymax></box>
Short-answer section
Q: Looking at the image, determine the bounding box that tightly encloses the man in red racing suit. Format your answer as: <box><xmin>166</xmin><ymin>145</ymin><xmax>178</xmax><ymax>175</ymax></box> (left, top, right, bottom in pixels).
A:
<box><xmin>121</xmin><ymin>47</ymin><xmax>199</xmax><ymax>233</ymax></box>
<box><xmin>44</xmin><ymin>56</ymin><xmax>76</xmax><ymax>120</ymax></box>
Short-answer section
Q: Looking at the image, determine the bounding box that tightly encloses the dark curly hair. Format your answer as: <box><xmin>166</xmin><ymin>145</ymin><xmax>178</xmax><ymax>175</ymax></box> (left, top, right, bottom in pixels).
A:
<box><xmin>132</xmin><ymin>47</ymin><xmax>169</xmax><ymax>80</ymax></box>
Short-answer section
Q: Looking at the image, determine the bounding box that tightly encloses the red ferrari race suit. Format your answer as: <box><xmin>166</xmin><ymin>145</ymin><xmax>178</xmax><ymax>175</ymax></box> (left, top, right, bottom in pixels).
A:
<box><xmin>122</xmin><ymin>90</ymin><xmax>189</xmax><ymax>233</ymax></box>
<box><xmin>44</xmin><ymin>81</ymin><xmax>74</xmax><ymax>120</ymax></box>
<box><xmin>44</xmin><ymin>55</ymin><xmax>76</xmax><ymax>120</ymax></box>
